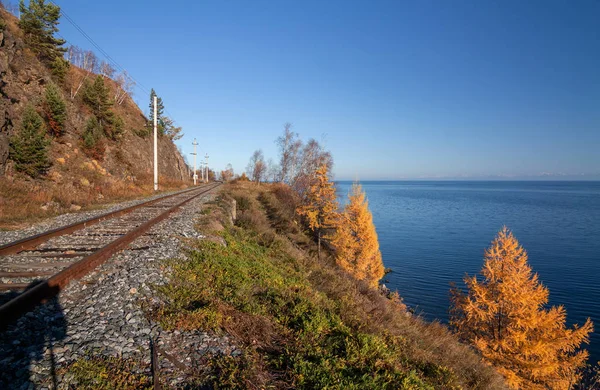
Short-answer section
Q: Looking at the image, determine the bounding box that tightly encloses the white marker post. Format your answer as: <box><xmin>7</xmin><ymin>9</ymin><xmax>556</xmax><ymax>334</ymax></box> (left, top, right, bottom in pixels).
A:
<box><xmin>153</xmin><ymin>96</ymin><xmax>158</xmax><ymax>191</ymax></box>
<box><xmin>191</xmin><ymin>138</ymin><xmax>198</xmax><ymax>185</ymax></box>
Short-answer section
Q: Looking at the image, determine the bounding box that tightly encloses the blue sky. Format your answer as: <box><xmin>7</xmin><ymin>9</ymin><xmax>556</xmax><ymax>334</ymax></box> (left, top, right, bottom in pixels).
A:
<box><xmin>33</xmin><ymin>1</ymin><xmax>600</xmax><ymax>179</ymax></box>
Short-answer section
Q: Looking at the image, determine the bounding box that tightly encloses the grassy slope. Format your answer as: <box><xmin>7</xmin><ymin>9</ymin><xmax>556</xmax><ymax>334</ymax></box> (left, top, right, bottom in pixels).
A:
<box><xmin>151</xmin><ymin>182</ymin><xmax>507</xmax><ymax>389</ymax></box>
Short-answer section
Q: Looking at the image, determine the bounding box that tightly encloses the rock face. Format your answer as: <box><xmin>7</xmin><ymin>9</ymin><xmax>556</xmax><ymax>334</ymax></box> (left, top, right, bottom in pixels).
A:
<box><xmin>0</xmin><ymin>131</ymin><xmax>8</xmax><ymax>174</ymax></box>
<box><xmin>0</xmin><ymin>8</ymin><xmax>190</xmax><ymax>181</ymax></box>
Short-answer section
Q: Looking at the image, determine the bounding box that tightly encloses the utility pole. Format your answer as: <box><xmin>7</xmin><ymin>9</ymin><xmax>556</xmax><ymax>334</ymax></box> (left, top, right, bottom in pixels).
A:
<box><xmin>153</xmin><ymin>96</ymin><xmax>158</xmax><ymax>191</ymax></box>
<box><xmin>191</xmin><ymin>139</ymin><xmax>198</xmax><ymax>185</ymax></box>
<box><xmin>204</xmin><ymin>154</ymin><xmax>209</xmax><ymax>183</ymax></box>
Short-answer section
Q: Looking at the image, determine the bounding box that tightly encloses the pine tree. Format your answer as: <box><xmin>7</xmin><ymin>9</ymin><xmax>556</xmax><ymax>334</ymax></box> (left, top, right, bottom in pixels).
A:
<box><xmin>331</xmin><ymin>183</ymin><xmax>384</xmax><ymax>287</ymax></box>
<box><xmin>148</xmin><ymin>89</ymin><xmax>165</xmax><ymax>135</ymax></box>
<box><xmin>44</xmin><ymin>82</ymin><xmax>67</xmax><ymax>137</ymax></box>
<box><xmin>9</xmin><ymin>105</ymin><xmax>51</xmax><ymax>177</ymax></box>
<box><xmin>296</xmin><ymin>164</ymin><xmax>338</xmax><ymax>259</ymax></box>
<box><xmin>50</xmin><ymin>56</ymin><xmax>69</xmax><ymax>82</ymax></box>
<box><xmin>111</xmin><ymin>115</ymin><xmax>124</xmax><ymax>140</ymax></box>
<box><xmin>19</xmin><ymin>0</ymin><xmax>66</xmax><ymax>65</ymax></box>
<box><xmin>450</xmin><ymin>227</ymin><xmax>594</xmax><ymax>389</ymax></box>
<box><xmin>82</xmin><ymin>76</ymin><xmax>116</xmax><ymax>138</ymax></box>
<box><xmin>81</xmin><ymin>116</ymin><xmax>105</xmax><ymax>160</ymax></box>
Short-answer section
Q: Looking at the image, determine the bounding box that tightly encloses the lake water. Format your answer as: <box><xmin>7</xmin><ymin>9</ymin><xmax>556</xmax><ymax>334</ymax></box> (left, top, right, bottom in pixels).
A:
<box><xmin>336</xmin><ymin>181</ymin><xmax>600</xmax><ymax>363</ymax></box>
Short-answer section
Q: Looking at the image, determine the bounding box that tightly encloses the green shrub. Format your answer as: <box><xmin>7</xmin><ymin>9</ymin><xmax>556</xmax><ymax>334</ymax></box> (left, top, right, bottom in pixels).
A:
<box><xmin>44</xmin><ymin>82</ymin><xmax>67</xmax><ymax>136</ymax></box>
<box><xmin>134</xmin><ymin>127</ymin><xmax>150</xmax><ymax>138</ymax></box>
<box><xmin>50</xmin><ymin>57</ymin><xmax>69</xmax><ymax>82</ymax></box>
<box><xmin>9</xmin><ymin>105</ymin><xmax>51</xmax><ymax>178</ymax></box>
<box><xmin>155</xmin><ymin>230</ymin><xmax>432</xmax><ymax>389</ymax></box>
<box><xmin>110</xmin><ymin>115</ymin><xmax>124</xmax><ymax>140</ymax></box>
<box><xmin>81</xmin><ymin>116</ymin><xmax>105</xmax><ymax>160</ymax></box>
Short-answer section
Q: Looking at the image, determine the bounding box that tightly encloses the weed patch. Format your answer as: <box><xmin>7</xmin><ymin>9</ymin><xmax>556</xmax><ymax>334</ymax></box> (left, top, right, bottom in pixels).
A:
<box><xmin>60</xmin><ymin>356</ymin><xmax>151</xmax><ymax>389</ymax></box>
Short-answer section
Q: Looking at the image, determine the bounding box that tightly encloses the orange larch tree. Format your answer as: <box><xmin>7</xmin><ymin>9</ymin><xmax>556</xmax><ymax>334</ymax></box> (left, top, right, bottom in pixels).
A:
<box><xmin>296</xmin><ymin>164</ymin><xmax>338</xmax><ymax>259</ymax></box>
<box><xmin>331</xmin><ymin>183</ymin><xmax>384</xmax><ymax>288</ymax></box>
<box><xmin>450</xmin><ymin>227</ymin><xmax>593</xmax><ymax>389</ymax></box>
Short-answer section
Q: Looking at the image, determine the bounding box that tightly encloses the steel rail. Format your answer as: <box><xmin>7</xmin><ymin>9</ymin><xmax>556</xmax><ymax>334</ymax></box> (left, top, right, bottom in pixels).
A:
<box><xmin>0</xmin><ymin>185</ymin><xmax>206</xmax><ymax>256</ymax></box>
<box><xmin>0</xmin><ymin>183</ymin><xmax>220</xmax><ymax>329</ymax></box>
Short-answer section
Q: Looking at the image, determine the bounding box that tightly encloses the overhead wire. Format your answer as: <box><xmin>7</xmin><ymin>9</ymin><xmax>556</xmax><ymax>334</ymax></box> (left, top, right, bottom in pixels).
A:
<box><xmin>47</xmin><ymin>0</ymin><xmax>179</xmax><ymax>123</ymax></box>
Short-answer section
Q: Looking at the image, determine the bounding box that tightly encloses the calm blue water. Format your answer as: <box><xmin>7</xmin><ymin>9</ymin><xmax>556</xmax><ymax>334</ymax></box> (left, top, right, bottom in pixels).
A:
<box><xmin>337</xmin><ymin>181</ymin><xmax>600</xmax><ymax>363</ymax></box>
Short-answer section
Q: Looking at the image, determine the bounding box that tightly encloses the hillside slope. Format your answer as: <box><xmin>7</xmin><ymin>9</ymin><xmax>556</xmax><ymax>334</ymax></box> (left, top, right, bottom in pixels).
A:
<box><xmin>0</xmin><ymin>7</ymin><xmax>191</xmax><ymax>226</ymax></box>
<box><xmin>144</xmin><ymin>182</ymin><xmax>508</xmax><ymax>389</ymax></box>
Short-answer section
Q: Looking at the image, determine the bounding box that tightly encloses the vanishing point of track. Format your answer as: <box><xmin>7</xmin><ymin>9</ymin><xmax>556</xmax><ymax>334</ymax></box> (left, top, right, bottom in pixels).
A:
<box><xmin>0</xmin><ymin>183</ymin><xmax>220</xmax><ymax>329</ymax></box>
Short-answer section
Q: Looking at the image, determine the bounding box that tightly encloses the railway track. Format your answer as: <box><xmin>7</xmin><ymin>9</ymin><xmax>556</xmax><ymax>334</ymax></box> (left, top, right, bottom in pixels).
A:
<box><xmin>0</xmin><ymin>183</ymin><xmax>220</xmax><ymax>328</ymax></box>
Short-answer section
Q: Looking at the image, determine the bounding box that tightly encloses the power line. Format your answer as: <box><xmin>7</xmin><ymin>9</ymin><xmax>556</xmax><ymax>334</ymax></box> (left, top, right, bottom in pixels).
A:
<box><xmin>48</xmin><ymin>0</ymin><xmax>150</xmax><ymax>95</ymax></box>
<box><xmin>48</xmin><ymin>0</ymin><xmax>180</xmax><ymax>124</ymax></box>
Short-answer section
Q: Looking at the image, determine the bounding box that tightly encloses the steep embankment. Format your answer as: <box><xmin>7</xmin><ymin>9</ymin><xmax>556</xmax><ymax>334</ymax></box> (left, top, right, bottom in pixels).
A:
<box><xmin>147</xmin><ymin>182</ymin><xmax>507</xmax><ymax>389</ymax></box>
<box><xmin>0</xmin><ymin>8</ymin><xmax>190</xmax><ymax>227</ymax></box>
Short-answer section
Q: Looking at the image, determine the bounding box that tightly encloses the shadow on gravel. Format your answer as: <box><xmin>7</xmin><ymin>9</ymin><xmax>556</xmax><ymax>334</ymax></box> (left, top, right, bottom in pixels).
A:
<box><xmin>0</xmin><ymin>283</ymin><xmax>67</xmax><ymax>390</ymax></box>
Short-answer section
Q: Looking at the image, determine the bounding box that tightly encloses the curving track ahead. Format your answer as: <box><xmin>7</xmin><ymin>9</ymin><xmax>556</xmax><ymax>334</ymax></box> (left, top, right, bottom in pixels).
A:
<box><xmin>0</xmin><ymin>183</ymin><xmax>220</xmax><ymax>328</ymax></box>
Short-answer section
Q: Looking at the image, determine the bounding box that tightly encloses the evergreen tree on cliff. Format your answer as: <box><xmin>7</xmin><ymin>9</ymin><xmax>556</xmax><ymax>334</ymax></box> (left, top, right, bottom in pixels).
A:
<box><xmin>44</xmin><ymin>82</ymin><xmax>67</xmax><ymax>137</ymax></box>
<box><xmin>450</xmin><ymin>227</ymin><xmax>593</xmax><ymax>389</ymax></box>
<box><xmin>9</xmin><ymin>105</ymin><xmax>51</xmax><ymax>177</ymax></box>
<box><xmin>19</xmin><ymin>0</ymin><xmax>67</xmax><ymax>65</ymax></box>
<box><xmin>331</xmin><ymin>183</ymin><xmax>384</xmax><ymax>288</ymax></box>
<box><xmin>82</xmin><ymin>76</ymin><xmax>124</xmax><ymax>140</ymax></box>
<box><xmin>297</xmin><ymin>164</ymin><xmax>338</xmax><ymax>259</ymax></box>
<box><xmin>83</xmin><ymin>76</ymin><xmax>111</xmax><ymax>120</ymax></box>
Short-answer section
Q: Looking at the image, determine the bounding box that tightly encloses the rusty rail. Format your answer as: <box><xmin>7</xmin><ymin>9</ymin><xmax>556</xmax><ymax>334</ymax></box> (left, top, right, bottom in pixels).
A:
<box><xmin>0</xmin><ymin>185</ymin><xmax>204</xmax><ymax>256</ymax></box>
<box><xmin>0</xmin><ymin>183</ymin><xmax>220</xmax><ymax>329</ymax></box>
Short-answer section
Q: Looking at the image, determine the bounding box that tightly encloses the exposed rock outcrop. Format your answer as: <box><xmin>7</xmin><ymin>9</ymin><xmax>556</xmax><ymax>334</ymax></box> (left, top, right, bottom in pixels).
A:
<box><xmin>0</xmin><ymin>7</ymin><xmax>190</xmax><ymax>181</ymax></box>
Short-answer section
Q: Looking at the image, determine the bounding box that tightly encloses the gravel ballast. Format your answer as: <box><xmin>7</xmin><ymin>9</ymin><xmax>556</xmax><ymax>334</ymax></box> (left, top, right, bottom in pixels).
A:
<box><xmin>0</xmin><ymin>186</ymin><xmax>238</xmax><ymax>389</ymax></box>
<box><xmin>0</xmin><ymin>187</ymin><xmax>192</xmax><ymax>246</ymax></box>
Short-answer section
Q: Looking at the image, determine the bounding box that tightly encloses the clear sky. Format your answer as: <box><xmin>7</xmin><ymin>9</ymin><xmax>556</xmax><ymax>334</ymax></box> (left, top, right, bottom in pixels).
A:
<box><xmin>39</xmin><ymin>1</ymin><xmax>600</xmax><ymax>179</ymax></box>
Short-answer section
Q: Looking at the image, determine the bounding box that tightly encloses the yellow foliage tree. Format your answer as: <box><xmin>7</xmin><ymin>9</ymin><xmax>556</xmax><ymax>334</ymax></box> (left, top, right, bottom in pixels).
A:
<box><xmin>331</xmin><ymin>183</ymin><xmax>384</xmax><ymax>288</ymax></box>
<box><xmin>296</xmin><ymin>164</ymin><xmax>338</xmax><ymax>259</ymax></box>
<box><xmin>450</xmin><ymin>227</ymin><xmax>593</xmax><ymax>389</ymax></box>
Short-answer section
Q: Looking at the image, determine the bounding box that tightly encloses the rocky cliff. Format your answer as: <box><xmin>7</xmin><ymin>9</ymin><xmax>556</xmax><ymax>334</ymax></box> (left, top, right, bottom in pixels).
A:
<box><xmin>0</xmin><ymin>7</ymin><xmax>191</xmax><ymax>226</ymax></box>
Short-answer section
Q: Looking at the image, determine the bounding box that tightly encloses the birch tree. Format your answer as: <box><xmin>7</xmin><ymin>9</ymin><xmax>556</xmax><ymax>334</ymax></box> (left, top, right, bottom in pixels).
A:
<box><xmin>247</xmin><ymin>149</ymin><xmax>267</xmax><ymax>184</ymax></box>
<box><xmin>276</xmin><ymin>123</ymin><xmax>302</xmax><ymax>183</ymax></box>
<box><xmin>99</xmin><ymin>60</ymin><xmax>115</xmax><ymax>79</ymax></box>
<box><xmin>114</xmin><ymin>71</ymin><xmax>135</xmax><ymax>105</ymax></box>
<box><xmin>69</xmin><ymin>49</ymin><xmax>98</xmax><ymax>99</ymax></box>
<box><xmin>291</xmin><ymin>138</ymin><xmax>333</xmax><ymax>200</ymax></box>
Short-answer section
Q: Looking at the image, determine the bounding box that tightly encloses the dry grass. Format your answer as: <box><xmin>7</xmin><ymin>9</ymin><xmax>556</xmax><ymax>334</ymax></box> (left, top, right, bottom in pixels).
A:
<box><xmin>0</xmin><ymin>175</ymin><xmax>188</xmax><ymax>229</ymax></box>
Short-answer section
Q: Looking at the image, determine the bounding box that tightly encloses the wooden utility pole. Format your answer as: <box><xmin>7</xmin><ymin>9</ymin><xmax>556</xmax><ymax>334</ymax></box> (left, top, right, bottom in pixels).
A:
<box><xmin>153</xmin><ymin>96</ymin><xmax>158</xmax><ymax>191</ymax></box>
